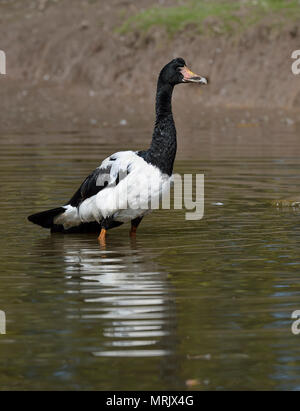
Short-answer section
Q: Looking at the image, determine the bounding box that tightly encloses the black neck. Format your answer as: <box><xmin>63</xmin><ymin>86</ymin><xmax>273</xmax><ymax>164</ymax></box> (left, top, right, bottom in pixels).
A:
<box><xmin>140</xmin><ymin>80</ymin><xmax>177</xmax><ymax>176</ymax></box>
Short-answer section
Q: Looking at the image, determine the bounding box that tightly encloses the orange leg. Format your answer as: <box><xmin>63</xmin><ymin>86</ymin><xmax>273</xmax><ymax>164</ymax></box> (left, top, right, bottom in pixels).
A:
<box><xmin>98</xmin><ymin>228</ymin><xmax>107</xmax><ymax>245</ymax></box>
<box><xmin>130</xmin><ymin>225</ymin><xmax>137</xmax><ymax>237</ymax></box>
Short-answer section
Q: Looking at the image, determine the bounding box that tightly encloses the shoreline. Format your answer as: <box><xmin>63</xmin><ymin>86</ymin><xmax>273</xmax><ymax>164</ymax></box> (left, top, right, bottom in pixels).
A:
<box><xmin>0</xmin><ymin>0</ymin><xmax>299</xmax><ymax>132</ymax></box>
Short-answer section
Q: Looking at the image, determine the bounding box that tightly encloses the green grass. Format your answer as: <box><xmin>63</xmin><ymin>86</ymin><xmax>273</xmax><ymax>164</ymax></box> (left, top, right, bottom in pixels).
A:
<box><xmin>117</xmin><ymin>0</ymin><xmax>300</xmax><ymax>36</ymax></box>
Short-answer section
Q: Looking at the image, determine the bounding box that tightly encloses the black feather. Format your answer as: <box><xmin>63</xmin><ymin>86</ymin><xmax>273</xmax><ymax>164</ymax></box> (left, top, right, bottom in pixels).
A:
<box><xmin>28</xmin><ymin>207</ymin><xmax>65</xmax><ymax>228</ymax></box>
<box><xmin>51</xmin><ymin>221</ymin><xmax>101</xmax><ymax>233</ymax></box>
<box><xmin>68</xmin><ymin>161</ymin><xmax>129</xmax><ymax>207</ymax></box>
<box><xmin>51</xmin><ymin>219</ymin><xmax>123</xmax><ymax>233</ymax></box>
<box><xmin>68</xmin><ymin>166</ymin><xmax>112</xmax><ymax>207</ymax></box>
<box><xmin>138</xmin><ymin>81</ymin><xmax>176</xmax><ymax>176</ymax></box>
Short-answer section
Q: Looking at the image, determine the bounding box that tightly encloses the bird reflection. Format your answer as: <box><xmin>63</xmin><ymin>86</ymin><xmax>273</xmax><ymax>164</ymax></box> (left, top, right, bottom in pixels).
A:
<box><xmin>37</xmin><ymin>233</ymin><xmax>177</xmax><ymax>358</ymax></box>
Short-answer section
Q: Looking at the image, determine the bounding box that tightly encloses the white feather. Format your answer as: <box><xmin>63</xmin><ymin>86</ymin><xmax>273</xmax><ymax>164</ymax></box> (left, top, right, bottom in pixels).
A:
<box><xmin>54</xmin><ymin>151</ymin><xmax>172</xmax><ymax>229</ymax></box>
<box><xmin>54</xmin><ymin>205</ymin><xmax>81</xmax><ymax>228</ymax></box>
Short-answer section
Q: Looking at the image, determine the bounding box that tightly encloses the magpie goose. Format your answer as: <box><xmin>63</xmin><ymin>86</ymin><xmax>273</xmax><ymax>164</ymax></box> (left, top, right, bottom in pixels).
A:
<box><xmin>28</xmin><ymin>58</ymin><xmax>207</xmax><ymax>243</ymax></box>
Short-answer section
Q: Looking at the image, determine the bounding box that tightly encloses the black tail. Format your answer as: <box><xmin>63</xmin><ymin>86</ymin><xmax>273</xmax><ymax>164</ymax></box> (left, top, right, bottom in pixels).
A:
<box><xmin>28</xmin><ymin>207</ymin><xmax>65</xmax><ymax>229</ymax></box>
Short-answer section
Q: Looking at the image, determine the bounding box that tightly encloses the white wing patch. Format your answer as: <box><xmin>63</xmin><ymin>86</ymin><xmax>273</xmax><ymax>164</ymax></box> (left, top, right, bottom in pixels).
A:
<box><xmin>54</xmin><ymin>150</ymin><xmax>172</xmax><ymax>229</ymax></box>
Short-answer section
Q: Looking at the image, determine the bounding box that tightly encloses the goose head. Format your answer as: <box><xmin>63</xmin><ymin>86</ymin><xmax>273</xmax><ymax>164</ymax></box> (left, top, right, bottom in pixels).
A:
<box><xmin>159</xmin><ymin>57</ymin><xmax>208</xmax><ymax>86</ymax></box>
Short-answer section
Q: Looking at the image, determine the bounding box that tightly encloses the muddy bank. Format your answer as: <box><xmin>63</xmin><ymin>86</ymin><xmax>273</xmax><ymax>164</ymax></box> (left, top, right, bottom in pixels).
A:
<box><xmin>0</xmin><ymin>0</ymin><xmax>299</xmax><ymax>131</ymax></box>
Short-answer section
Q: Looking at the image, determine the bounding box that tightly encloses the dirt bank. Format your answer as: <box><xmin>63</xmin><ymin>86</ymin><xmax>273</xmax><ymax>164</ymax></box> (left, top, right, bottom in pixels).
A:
<box><xmin>0</xmin><ymin>0</ymin><xmax>299</xmax><ymax>131</ymax></box>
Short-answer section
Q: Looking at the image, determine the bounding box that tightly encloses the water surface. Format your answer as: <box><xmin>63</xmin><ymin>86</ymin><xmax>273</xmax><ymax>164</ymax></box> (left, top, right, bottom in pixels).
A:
<box><xmin>1</xmin><ymin>118</ymin><xmax>300</xmax><ymax>390</ymax></box>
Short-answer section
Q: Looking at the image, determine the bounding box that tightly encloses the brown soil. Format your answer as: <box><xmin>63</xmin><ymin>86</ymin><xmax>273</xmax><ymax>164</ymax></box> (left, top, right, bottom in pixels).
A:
<box><xmin>0</xmin><ymin>0</ymin><xmax>299</xmax><ymax>132</ymax></box>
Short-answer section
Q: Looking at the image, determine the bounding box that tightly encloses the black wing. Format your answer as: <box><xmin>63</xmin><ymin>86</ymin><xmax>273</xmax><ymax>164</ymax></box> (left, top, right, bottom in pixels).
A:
<box><xmin>66</xmin><ymin>154</ymin><xmax>130</xmax><ymax>208</ymax></box>
<box><xmin>67</xmin><ymin>165</ymin><xmax>112</xmax><ymax>207</ymax></box>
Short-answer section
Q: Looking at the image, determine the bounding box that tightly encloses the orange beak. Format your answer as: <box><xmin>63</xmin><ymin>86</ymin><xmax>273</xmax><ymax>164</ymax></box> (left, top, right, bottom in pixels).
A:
<box><xmin>180</xmin><ymin>66</ymin><xmax>208</xmax><ymax>84</ymax></box>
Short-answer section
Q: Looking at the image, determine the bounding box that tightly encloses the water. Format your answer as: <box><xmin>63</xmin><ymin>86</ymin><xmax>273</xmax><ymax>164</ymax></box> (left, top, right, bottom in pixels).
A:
<box><xmin>1</xmin><ymin>118</ymin><xmax>300</xmax><ymax>390</ymax></box>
